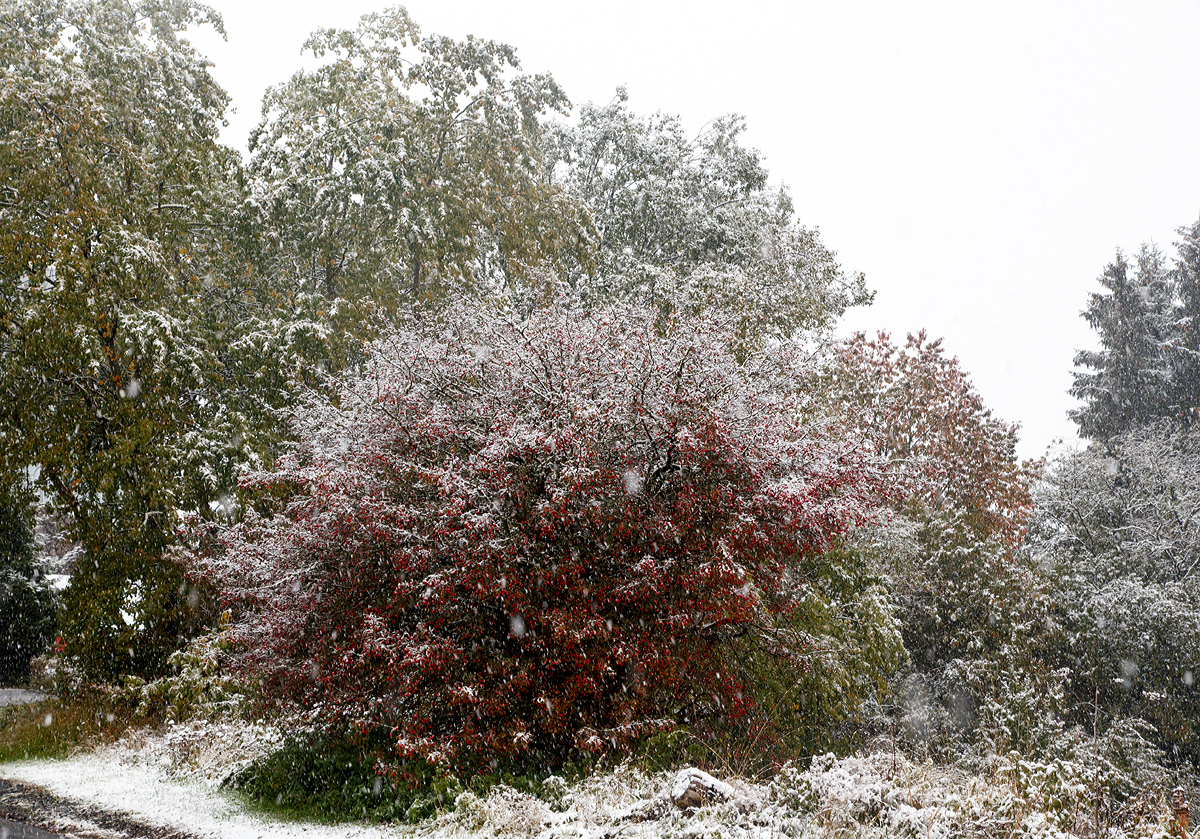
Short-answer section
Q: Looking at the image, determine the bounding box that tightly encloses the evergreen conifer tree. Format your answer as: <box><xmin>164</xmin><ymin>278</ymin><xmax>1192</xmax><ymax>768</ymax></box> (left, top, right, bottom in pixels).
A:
<box><xmin>1071</xmin><ymin>242</ymin><xmax>1198</xmax><ymax>440</ymax></box>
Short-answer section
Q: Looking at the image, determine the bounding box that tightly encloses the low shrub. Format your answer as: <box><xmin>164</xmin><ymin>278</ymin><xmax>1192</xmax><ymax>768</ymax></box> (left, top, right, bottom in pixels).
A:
<box><xmin>228</xmin><ymin>727</ymin><xmax>611</xmax><ymax>824</ymax></box>
<box><xmin>106</xmin><ymin>628</ymin><xmax>244</xmax><ymax>722</ymax></box>
<box><xmin>227</xmin><ymin>730</ymin><xmax>464</xmax><ymax>823</ymax></box>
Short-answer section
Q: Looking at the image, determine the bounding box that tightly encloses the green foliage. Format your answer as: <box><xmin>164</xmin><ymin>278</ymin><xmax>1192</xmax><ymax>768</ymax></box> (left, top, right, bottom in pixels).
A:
<box><xmin>0</xmin><ymin>476</ymin><xmax>55</xmax><ymax>686</ymax></box>
<box><xmin>58</xmin><ymin>551</ymin><xmax>213</xmax><ymax>682</ymax></box>
<box><xmin>989</xmin><ymin>718</ymin><xmax>1170</xmax><ymax>835</ymax></box>
<box><xmin>629</xmin><ymin>728</ymin><xmax>701</xmax><ymax>774</ymax></box>
<box><xmin>244</xmin><ymin>6</ymin><xmax>592</xmax><ymax>345</ymax></box>
<box><xmin>764</xmin><ymin>761</ymin><xmax>819</xmax><ymax>813</ymax></box>
<box><xmin>103</xmin><ymin>628</ymin><xmax>244</xmax><ymax>722</ymax></box>
<box><xmin>0</xmin><ymin>0</ymin><xmax>252</xmax><ymax>681</ymax></box>
<box><xmin>831</xmin><ymin>331</ymin><xmax>1056</xmax><ymax>761</ymax></box>
<box><xmin>694</xmin><ymin>541</ymin><xmax>904</xmax><ymax>773</ymax></box>
<box><xmin>229</xmin><ymin>724</ymin><xmax>625</xmax><ymax>825</ymax></box>
<box><xmin>228</xmin><ymin>730</ymin><xmax>465</xmax><ymax>823</ymax></box>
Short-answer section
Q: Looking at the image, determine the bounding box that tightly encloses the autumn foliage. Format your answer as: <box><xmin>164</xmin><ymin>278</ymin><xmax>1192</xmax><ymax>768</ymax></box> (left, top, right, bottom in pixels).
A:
<box><xmin>836</xmin><ymin>331</ymin><xmax>1039</xmax><ymax>547</ymax></box>
<box><xmin>203</xmin><ymin>302</ymin><xmax>891</xmax><ymax>769</ymax></box>
<box><xmin>833</xmin><ymin>332</ymin><xmax>1047</xmax><ymax>698</ymax></box>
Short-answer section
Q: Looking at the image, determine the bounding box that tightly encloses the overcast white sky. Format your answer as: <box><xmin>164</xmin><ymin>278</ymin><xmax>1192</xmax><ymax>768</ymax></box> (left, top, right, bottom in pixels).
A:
<box><xmin>190</xmin><ymin>0</ymin><xmax>1200</xmax><ymax>461</ymax></box>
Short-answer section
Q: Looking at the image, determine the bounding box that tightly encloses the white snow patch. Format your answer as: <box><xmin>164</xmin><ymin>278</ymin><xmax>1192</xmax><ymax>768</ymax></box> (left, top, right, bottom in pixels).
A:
<box><xmin>3</xmin><ymin>753</ymin><xmax>361</xmax><ymax>839</ymax></box>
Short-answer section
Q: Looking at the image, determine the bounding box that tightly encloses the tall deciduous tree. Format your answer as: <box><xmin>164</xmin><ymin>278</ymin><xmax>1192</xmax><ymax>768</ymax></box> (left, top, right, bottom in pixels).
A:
<box><xmin>838</xmin><ymin>331</ymin><xmax>1039</xmax><ymax>552</ymax></box>
<box><xmin>202</xmin><ymin>300</ymin><xmax>897</xmax><ymax>771</ymax></box>
<box><xmin>0</xmin><ymin>0</ymin><xmax>242</xmax><ymax>677</ymax></box>
<box><xmin>242</xmin><ymin>7</ymin><xmax>593</xmax><ymax>359</ymax></box>
<box><xmin>834</xmin><ymin>332</ymin><xmax>1047</xmax><ymax>751</ymax></box>
<box><xmin>547</xmin><ymin>91</ymin><xmax>870</xmax><ymax>355</ymax></box>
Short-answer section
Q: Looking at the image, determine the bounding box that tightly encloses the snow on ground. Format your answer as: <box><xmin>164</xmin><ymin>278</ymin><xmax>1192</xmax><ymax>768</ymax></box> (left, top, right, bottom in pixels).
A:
<box><xmin>5</xmin><ymin>751</ymin><xmax>388</xmax><ymax>839</ymax></box>
<box><xmin>0</xmin><ymin>720</ymin><xmax>1178</xmax><ymax>838</ymax></box>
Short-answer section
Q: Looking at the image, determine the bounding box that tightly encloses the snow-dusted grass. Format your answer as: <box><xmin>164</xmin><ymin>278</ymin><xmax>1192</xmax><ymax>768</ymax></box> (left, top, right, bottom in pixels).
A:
<box><xmin>0</xmin><ymin>718</ymin><xmax>1181</xmax><ymax>839</ymax></box>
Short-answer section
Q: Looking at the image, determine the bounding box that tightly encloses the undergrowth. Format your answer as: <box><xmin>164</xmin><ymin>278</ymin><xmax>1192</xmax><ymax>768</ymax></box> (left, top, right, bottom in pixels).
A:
<box><xmin>227</xmin><ymin>729</ymin><xmax>618</xmax><ymax>824</ymax></box>
<box><xmin>226</xmin><ymin>732</ymin><xmax>456</xmax><ymax>823</ymax></box>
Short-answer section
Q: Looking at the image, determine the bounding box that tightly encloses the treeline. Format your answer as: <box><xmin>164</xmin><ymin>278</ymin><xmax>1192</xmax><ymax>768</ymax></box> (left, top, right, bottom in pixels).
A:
<box><xmin>0</xmin><ymin>0</ymin><xmax>1197</xmax><ymax>817</ymax></box>
<box><xmin>0</xmin><ymin>0</ymin><xmax>868</xmax><ymax>690</ymax></box>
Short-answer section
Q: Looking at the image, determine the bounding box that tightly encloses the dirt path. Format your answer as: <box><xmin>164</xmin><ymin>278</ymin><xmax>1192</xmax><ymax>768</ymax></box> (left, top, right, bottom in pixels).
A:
<box><xmin>0</xmin><ymin>814</ymin><xmax>63</xmax><ymax>839</ymax></box>
<box><xmin>0</xmin><ymin>779</ymin><xmax>203</xmax><ymax>839</ymax></box>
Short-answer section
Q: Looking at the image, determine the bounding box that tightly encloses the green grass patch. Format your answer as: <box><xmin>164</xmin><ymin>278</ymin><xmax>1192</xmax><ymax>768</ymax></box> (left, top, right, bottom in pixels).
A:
<box><xmin>0</xmin><ymin>696</ymin><xmax>145</xmax><ymax>762</ymax></box>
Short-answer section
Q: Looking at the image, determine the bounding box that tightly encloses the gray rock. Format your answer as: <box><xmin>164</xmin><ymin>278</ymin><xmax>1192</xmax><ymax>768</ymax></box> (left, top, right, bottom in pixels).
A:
<box><xmin>670</xmin><ymin>768</ymin><xmax>735</xmax><ymax>811</ymax></box>
<box><xmin>0</xmin><ymin>690</ymin><xmax>48</xmax><ymax>708</ymax></box>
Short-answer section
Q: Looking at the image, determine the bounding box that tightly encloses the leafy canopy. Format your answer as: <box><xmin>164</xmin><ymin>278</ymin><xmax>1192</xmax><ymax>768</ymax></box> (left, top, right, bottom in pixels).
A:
<box><xmin>244</xmin><ymin>6</ymin><xmax>592</xmax><ymax>345</ymax></box>
<box><xmin>547</xmin><ymin>91</ymin><xmax>870</xmax><ymax>355</ymax></box>
<box><xmin>833</xmin><ymin>331</ymin><xmax>1048</xmax><ymax>755</ymax></box>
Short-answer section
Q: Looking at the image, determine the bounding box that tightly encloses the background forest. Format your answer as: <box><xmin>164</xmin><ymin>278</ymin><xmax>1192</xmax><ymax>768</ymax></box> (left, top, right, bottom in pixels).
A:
<box><xmin>1</xmin><ymin>1</ymin><xmax>1199</xmax><ymax>836</ymax></box>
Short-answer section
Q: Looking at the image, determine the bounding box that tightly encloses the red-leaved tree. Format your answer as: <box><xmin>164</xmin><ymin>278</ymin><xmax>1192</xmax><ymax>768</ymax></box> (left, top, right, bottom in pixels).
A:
<box><xmin>201</xmin><ymin>301</ymin><xmax>892</xmax><ymax>770</ymax></box>
<box><xmin>833</xmin><ymin>332</ymin><xmax>1050</xmax><ymax>755</ymax></box>
<box><xmin>835</xmin><ymin>331</ymin><xmax>1041</xmax><ymax>547</ymax></box>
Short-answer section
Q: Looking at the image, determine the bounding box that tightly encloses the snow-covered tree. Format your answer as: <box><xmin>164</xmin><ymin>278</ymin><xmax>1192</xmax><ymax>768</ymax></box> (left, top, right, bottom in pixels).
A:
<box><xmin>1028</xmin><ymin>423</ymin><xmax>1200</xmax><ymax>762</ymax></box>
<box><xmin>1070</xmin><ymin>246</ymin><xmax>1182</xmax><ymax>441</ymax></box>
<box><xmin>1167</xmin><ymin>217</ymin><xmax>1200</xmax><ymax>422</ymax></box>
<box><xmin>547</xmin><ymin>92</ymin><xmax>870</xmax><ymax>354</ymax></box>
<box><xmin>837</xmin><ymin>331</ymin><xmax>1039</xmax><ymax>549</ymax></box>
<box><xmin>242</xmin><ymin>7</ymin><xmax>592</xmax><ymax>353</ymax></box>
<box><xmin>833</xmin><ymin>332</ymin><xmax>1048</xmax><ymax>752</ymax></box>
<box><xmin>203</xmin><ymin>300</ymin><xmax>898</xmax><ymax>771</ymax></box>
<box><xmin>0</xmin><ymin>0</ymin><xmax>242</xmax><ymax>678</ymax></box>
<box><xmin>1070</xmin><ymin>228</ymin><xmax>1200</xmax><ymax>443</ymax></box>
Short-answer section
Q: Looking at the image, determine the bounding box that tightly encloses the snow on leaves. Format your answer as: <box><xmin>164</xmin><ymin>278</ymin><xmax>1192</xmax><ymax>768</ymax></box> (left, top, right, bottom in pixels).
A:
<box><xmin>1028</xmin><ymin>423</ymin><xmax>1200</xmax><ymax>761</ymax></box>
<box><xmin>205</xmin><ymin>300</ymin><xmax>892</xmax><ymax>769</ymax></box>
<box><xmin>245</xmin><ymin>6</ymin><xmax>588</xmax><ymax>326</ymax></box>
<box><xmin>546</xmin><ymin>93</ymin><xmax>871</xmax><ymax>355</ymax></box>
<box><xmin>837</xmin><ymin>330</ymin><xmax>1040</xmax><ymax>548</ymax></box>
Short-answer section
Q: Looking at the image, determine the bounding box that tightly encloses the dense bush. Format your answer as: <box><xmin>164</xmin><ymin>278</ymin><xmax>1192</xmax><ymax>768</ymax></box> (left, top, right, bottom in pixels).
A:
<box><xmin>203</xmin><ymin>300</ymin><xmax>898</xmax><ymax>773</ymax></box>
<box><xmin>228</xmin><ymin>731</ymin><xmax>463</xmax><ymax>823</ymax></box>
